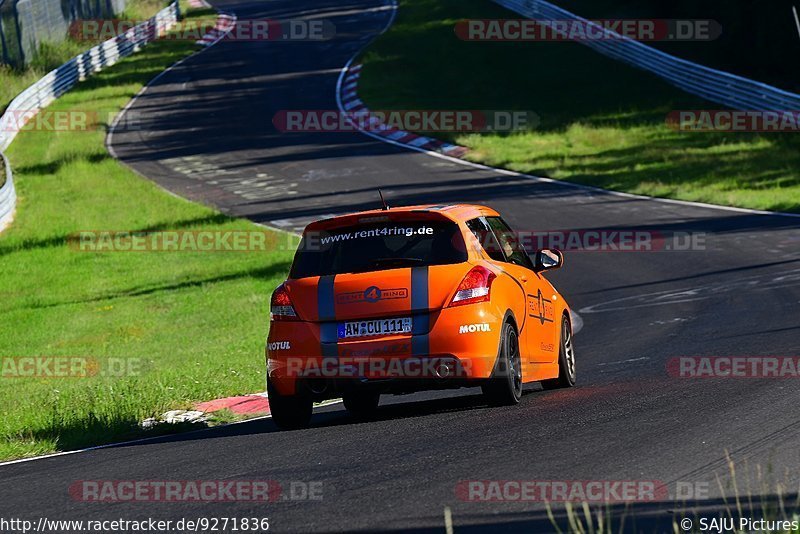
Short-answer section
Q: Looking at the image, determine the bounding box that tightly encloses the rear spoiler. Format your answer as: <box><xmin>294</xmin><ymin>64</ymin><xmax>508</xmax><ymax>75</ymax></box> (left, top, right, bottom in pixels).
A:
<box><xmin>304</xmin><ymin>210</ymin><xmax>456</xmax><ymax>234</ymax></box>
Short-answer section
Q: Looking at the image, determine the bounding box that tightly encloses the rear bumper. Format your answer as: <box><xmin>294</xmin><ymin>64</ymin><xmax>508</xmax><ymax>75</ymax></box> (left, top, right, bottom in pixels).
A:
<box><xmin>267</xmin><ymin>302</ymin><xmax>504</xmax><ymax>397</ymax></box>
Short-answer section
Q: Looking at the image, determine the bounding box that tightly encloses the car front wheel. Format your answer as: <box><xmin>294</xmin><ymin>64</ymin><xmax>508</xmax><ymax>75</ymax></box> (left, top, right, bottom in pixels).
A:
<box><xmin>542</xmin><ymin>316</ymin><xmax>576</xmax><ymax>390</ymax></box>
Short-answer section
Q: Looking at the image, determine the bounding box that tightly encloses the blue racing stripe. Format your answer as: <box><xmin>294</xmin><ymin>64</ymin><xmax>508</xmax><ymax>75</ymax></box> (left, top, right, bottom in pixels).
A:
<box><xmin>318</xmin><ymin>275</ymin><xmax>338</xmax><ymax>357</ymax></box>
<box><xmin>411</xmin><ymin>266</ymin><xmax>430</xmax><ymax>356</ymax></box>
<box><xmin>318</xmin><ymin>275</ymin><xmax>336</xmax><ymax>321</ymax></box>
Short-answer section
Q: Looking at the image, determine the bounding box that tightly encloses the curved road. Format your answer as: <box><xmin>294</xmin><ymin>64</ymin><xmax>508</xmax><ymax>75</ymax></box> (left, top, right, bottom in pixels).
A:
<box><xmin>4</xmin><ymin>0</ymin><xmax>800</xmax><ymax>531</ymax></box>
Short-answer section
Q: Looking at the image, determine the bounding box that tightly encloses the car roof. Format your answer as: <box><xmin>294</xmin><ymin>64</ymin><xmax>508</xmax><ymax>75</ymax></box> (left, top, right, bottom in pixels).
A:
<box><xmin>304</xmin><ymin>204</ymin><xmax>500</xmax><ymax>232</ymax></box>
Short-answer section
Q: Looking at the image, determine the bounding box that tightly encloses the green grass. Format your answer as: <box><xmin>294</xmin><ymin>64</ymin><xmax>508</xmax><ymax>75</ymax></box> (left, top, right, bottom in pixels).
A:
<box><xmin>0</xmin><ymin>3</ymin><xmax>294</xmax><ymax>461</ymax></box>
<box><xmin>358</xmin><ymin>0</ymin><xmax>800</xmax><ymax>213</ymax></box>
<box><xmin>1</xmin><ymin>53</ymin><xmax>79</xmax><ymax>119</ymax></box>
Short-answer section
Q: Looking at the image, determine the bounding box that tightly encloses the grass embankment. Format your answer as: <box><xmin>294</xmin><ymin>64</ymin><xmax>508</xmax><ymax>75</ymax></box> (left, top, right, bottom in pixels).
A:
<box><xmin>358</xmin><ymin>0</ymin><xmax>800</xmax><ymax>213</ymax></box>
<box><xmin>0</xmin><ymin>0</ymin><xmax>167</xmax><ymax>112</ymax></box>
<box><xmin>0</xmin><ymin>3</ymin><xmax>294</xmax><ymax>461</ymax></box>
<box><xmin>1</xmin><ymin>0</ymin><xmax>172</xmax><ymax>190</ymax></box>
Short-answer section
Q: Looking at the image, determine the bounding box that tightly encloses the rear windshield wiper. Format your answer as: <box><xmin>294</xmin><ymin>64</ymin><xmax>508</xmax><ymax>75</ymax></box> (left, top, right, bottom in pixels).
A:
<box><xmin>369</xmin><ymin>257</ymin><xmax>426</xmax><ymax>268</ymax></box>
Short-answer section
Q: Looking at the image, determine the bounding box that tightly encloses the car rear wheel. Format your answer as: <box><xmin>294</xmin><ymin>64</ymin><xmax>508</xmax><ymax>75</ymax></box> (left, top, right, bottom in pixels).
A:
<box><xmin>542</xmin><ymin>316</ymin><xmax>577</xmax><ymax>390</ymax></box>
<box><xmin>267</xmin><ymin>377</ymin><xmax>313</xmax><ymax>430</ymax></box>
<box><xmin>482</xmin><ymin>321</ymin><xmax>523</xmax><ymax>406</ymax></box>
<box><xmin>343</xmin><ymin>391</ymin><xmax>380</xmax><ymax>419</ymax></box>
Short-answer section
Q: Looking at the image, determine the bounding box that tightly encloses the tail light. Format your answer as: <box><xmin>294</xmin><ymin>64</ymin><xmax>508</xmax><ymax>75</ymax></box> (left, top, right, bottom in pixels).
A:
<box><xmin>271</xmin><ymin>283</ymin><xmax>298</xmax><ymax>320</ymax></box>
<box><xmin>448</xmin><ymin>266</ymin><xmax>496</xmax><ymax>307</ymax></box>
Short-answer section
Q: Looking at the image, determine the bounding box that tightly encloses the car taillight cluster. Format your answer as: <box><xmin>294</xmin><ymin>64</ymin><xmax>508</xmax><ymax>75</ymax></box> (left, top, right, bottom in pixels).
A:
<box><xmin>449</xmin><ymin>266</ymin><xmax>496</xmax><ymax>307</ymax></box>
<box><xmin>271</xmin><ymin>283</ymin><xmax>298</xmax><ymax>320</ymax></box>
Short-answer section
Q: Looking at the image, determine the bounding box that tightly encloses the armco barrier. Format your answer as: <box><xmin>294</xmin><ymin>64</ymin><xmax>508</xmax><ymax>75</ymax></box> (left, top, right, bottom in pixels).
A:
<box><xmin>0</xmin><ymin>151</ymin><xmax>13</xmax><ymax>231</ymax></box>
<box><xmin>0</xmin><ymin>1</ymin><xmax>179</xmax><ymax>234</ymax></box>
<box><xmin>493</xmin><ymin>0</ymin><xmax>800</xmax><ymax>111</ymax></box>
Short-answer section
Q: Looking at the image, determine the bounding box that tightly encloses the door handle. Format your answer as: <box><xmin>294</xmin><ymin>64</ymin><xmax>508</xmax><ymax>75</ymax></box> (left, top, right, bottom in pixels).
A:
<box><xmin>520</xmin><ymin>276</ymin><xmax>528</xmax><ymax>283</ymax></box>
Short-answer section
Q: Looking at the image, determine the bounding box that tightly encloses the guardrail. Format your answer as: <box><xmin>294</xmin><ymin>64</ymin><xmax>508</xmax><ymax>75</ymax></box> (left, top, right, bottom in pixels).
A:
<box><xmin>0</xmin><ymin>1</ymin><xmax>179</xmax><ymax>233</ymax></box>
<box><xmin>0</xmin><ymin>151</ymin><xmax>13</xmax><ymax>231</ymax></box>
<box><xmin>493</xmin><ymin>0</ymin><xmax>800</xmax><ymax>111</ymax></box>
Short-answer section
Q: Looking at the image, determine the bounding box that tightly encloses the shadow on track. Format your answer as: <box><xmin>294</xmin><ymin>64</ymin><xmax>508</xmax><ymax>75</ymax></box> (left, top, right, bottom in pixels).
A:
<box><xmin>100</xmin><ymin>387</ymin><xmax>553</xmax><ymax>451</ymax></box>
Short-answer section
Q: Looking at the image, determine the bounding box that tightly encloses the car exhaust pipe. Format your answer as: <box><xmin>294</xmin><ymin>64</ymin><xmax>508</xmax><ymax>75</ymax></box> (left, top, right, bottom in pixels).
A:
<box><xmin>306</xmin><ymin>380</ymin><xmax>328</xmax><ymax>395</ymax></box>
<box><xmin>435</xmin><ymin>363</ymin><xmax>452</xmax><ymax>379</ymax></box>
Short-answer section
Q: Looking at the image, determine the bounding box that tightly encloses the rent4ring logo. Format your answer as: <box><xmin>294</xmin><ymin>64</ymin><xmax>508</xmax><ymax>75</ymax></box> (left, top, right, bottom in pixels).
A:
<box><xmin>528</xmin><ymin>289</ymin><xmax>554</xmax><ymax>324</ymax></box>
<box><xmin>336</xmin><ymin>286</ymin><xmax>409</xmax><ymax>304</ymax></box>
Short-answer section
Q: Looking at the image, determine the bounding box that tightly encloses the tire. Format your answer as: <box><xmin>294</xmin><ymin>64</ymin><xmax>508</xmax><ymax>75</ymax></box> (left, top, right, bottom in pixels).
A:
<box><xmin>267</xmin><ymin>377</ymin><xmax>313</xmax><ymax>430</ymax></box>
<box><xmin>482</xmin><ymin>321</ymin><xmax>523</xmax><ymax>406</ymax></box>
<box><xmin>343</xmin><ymin>391</ymin><xmax>380</xmax><ymax>419</ymax></box>
<box><xmin>542</xmin><ymin>315</ymin><xmax>577</xmax><ymax>390</ymax></box>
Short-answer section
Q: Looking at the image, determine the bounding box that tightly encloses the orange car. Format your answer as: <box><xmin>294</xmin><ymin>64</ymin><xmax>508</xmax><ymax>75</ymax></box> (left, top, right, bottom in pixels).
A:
<box><xmin>266</xmin><ymin>203</ymin><xmax>576</xmax><ymax>428</ymax></box>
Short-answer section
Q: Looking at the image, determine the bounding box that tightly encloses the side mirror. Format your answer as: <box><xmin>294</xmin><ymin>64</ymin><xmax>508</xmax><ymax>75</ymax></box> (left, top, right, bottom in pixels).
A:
<box><xmin>534</xmin><ymin>249</ymin><xmax>563</xmax><ymax>272</ymax></box>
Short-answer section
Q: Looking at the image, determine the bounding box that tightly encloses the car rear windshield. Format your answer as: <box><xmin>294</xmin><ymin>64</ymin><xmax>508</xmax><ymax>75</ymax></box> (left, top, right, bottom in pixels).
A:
<box><xmin>290</xmin><ymin>220</ymin><xmax>467</xmax><ymax>278</ymax></box>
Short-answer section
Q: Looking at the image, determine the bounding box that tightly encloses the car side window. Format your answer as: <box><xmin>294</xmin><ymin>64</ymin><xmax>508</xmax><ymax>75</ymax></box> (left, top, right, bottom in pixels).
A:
<box><xmin>486</xmin><ymin>217</ymin><xmax>535</xmax><ymax>270</ymax></box>
<box><xmin>466</xmin><ymin>218</ymin><xmax>506</xmax><ymax>262</ymax></box>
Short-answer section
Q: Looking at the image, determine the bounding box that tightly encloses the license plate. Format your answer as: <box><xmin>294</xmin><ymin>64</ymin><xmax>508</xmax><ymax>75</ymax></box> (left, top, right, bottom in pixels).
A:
<box><xmin>339</xmin><ymin>317</ymin><xmax>412</xmax><ymax>339</ymax></box>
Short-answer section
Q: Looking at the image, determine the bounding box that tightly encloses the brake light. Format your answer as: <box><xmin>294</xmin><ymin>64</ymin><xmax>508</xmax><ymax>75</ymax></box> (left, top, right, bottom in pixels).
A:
<box><xmin>358</xmin><ymin>215</ymin><xmax>390</xmax><ymax>223</ymax></box>
<box><xmin>449</xmin><ymin>266</ymin><xmax>496</xmax><ymax>307</ymax></box>
<box><xmin>271</xmin><ymin>283</ymin><xmax>298</xmax><ymax>320</ymax></box>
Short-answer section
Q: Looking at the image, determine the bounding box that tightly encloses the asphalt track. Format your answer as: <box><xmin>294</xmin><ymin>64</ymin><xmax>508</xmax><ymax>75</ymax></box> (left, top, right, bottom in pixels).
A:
<box><xmin>3</xmin><ymin>0</ymin><xmax>800</xmax><ymax>532</ymax></box>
